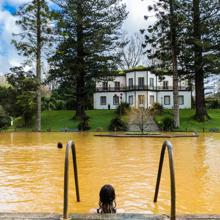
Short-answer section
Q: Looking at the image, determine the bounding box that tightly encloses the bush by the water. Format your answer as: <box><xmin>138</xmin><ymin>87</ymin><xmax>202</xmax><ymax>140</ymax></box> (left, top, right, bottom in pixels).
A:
<box><xmin>0</xmin><ymin>105</ymin><xmax>10</xmax><ymax>129</ymax></box>
<box><xmin>78</xmin><ymin>115</ymin><xmax>90</xmax><ymax>131</ymax></box>
<box><xmin>206</xmin><ymin>99</ymin><xmax>220</xmax><ymax>109</ymax></box>
<box><xmin>159</xmin><ymin>117</ymin><xmax>174</xmax><ymax>131</ymax></box>
<box><xmin>115</xmin><ymin>102</ymin><xmax>130</xmax><ymax>115</ymax></box>
<box><xmin>150</xmin><ymin>102</ymin><xmax>163</xmax><ymax>115</ymax></box>
<box><xmin>108</xmin><ymin>117</ymin><xmax>128</xmax><ymax>131</ymax></box>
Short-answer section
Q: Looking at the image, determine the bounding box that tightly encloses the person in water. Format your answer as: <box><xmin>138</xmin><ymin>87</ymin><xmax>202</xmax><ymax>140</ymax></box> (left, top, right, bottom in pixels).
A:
<box><xmin>57</xmin><ymin>142</ymin><xmax>63</xmax><ymax>149</ymax></box>
<box><xmin>97</xmin><ymin>184</ymin><xmax>116</xmax><ymax>213</ymax></box>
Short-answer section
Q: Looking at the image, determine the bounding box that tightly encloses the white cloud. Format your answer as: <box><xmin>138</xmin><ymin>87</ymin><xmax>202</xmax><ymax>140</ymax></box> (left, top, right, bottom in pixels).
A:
<box><xmin>0</xmin><ymin>2</ymin><xmax>24</xmax><ymax>75</ymax></box>
<box><xmin>122</xmin><ymin>0</ymin><xmax>156</xmax><ymax>34</ymax></box>
<box><xmin>0</xmin><ymin>0</ymin><xmax>157</xmax><ymax>75</ymax></box>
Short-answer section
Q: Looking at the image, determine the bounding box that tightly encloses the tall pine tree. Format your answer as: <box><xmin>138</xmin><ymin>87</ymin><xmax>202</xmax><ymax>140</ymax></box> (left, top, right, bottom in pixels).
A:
<box><xmin>12</xmin><ymin>0</ymin><xmax>53</xmax><ymax>131</ymax></box>
<box><xmin>142</xmin><ymin>0</ymin><xmax>181</xmax><ymax>127</ymax></box>
<box><xmin>49</xmin><ymin>0</ymin><xmax>127</xmax><ymax>130</ymax></box>
<box><xmin>142</xmin><ymin>0</ymin><xmax>220</xmax><ymax>122</ymax></box>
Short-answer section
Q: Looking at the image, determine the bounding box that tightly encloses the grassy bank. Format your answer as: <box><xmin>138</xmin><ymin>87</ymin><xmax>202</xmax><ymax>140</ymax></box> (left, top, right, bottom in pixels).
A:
<box><xmin>8</xmin><ymin>110</ymin><xmax>116</xmax><ymax>132</ymax></box>
<box><xmin>6</xmin><ymin>109</ymin><xmax>220</xmax><ymax>132</ymax></box>
<box><xmin>155</xmin><ymin>109</ymin><xmax>220</xmax><ymax>132</ymax></box>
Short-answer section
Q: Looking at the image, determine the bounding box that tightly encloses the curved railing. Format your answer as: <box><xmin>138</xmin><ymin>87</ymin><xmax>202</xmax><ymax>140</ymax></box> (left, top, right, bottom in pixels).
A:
<box><xmin>154</xmin><ymin>140</ymin><xmax>176</xmax><ymax>220</ymax></box>
<box><xmin>63</xmin><ymin>140</ymin><xmax>80</xmax><ymax>220</ymax></box>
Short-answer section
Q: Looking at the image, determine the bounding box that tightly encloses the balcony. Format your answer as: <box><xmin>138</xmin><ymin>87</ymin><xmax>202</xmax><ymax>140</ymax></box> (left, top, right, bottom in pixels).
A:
<box><xmin>95</xmin><ymin>85</ymin><xmax>191</xmax><ymax>92</ymax></box>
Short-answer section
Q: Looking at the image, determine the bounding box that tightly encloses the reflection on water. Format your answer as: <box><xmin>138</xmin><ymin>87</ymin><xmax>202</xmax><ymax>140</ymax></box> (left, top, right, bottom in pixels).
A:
<box><xmin>0</xmin><ymin>132</ymin><xmax>220</xmax><ymax>214</ymax></box>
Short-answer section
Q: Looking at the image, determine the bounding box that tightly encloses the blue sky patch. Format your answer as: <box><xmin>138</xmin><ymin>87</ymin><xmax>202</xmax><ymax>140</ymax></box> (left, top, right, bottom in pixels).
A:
<box><xmin>3</xmin><ymin>3</ymin><xmax>17</xmax><ymax>14</ymax></box>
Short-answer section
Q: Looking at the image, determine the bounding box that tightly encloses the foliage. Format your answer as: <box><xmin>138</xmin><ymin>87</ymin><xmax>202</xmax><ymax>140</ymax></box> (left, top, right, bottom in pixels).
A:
<box><xmin>160</xmin><ymin>116</ymin><xmax>174</xmax><ymax>131</ymax></box>
<box><xmin>150</xmin><ymin>102</ymin><xmax>163</xmax><ymax>115</ymax></box>
<box><xmin>0</xmin><ymin>86</ymin><xmax>17</xmax><ymax>117</ymax></box>
<box><xmin>12</xmin><ymin>0</ymin><xmax>54</xmax><ymax>63</ymax></box>
<box><xmin>0</xmin><ymin>105</ymin><xmax>10</xmax><ymax>129</ymax></box>
<box><xmin>12</xmin><ymin>0</ymin><xmax>55</xmax><ymax>131</ymax></box>
<box><xmin>6</xmin><ymin>66</ymin><xmax>39</xmax><ymax>127</ymax></box>
<box><xmin>141</xmin><ymin>0</ymin><xmax>220</xmax><ymax>122</ymax></box>
<box><xmin>48</xmin><ymin>0</ymin><xmax>128</xmax><ymax>128</ymax></box>
<box><xmin>206</xmin><ymin>99</ymin><xmax>220</xmax><ymax>109</ymax></box>
<box><xmin>115</xmin><ymin>102</ymin><xmax>130</xmax><ymax>116</ymax></box>
<box><xmin>108</xmin><ymin>116</ymin><xmax>128</xmax><ymax>131</ymax></box>
<box><xmin>78</xmin><ymin>115</ymin><xmax>90</xmax><ymax>131</ymax></box>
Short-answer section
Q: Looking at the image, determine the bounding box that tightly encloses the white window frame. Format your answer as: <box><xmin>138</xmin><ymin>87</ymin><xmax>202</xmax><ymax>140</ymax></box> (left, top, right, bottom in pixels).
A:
<box><xmin>128</xmin><ymin>78</ymin><xmax>133</xmax><ymax>88</ymax></box>
<box><xmin>179</xmin><ymin>95</ymin><xmax>184</xmax><ymax>105</ymax></box>
<box><xmin>115</xmin><ymin>81</ymin><xmax>120</xmax><ymax>90</ymax></box>
<box><xmin>129</xmin><ymin>95</ymin><xmax>133</xmax><ymax>105</ymax></box>
<box><xmin>100</xmin><ymin>96</ymin><xmax>107</xmax><ymax>105</ymax></box>
<box><xmin>163</xmin><ymin>81</ymin><xmax>169</xmax><ymax>89</ymax></box>
<box><xmin>150</xmin><ymin>95</ymin><xmax>155</xmax><ymax>105</ymax></box>
<box><xmin>113</xmin><ymin>95</ymin><xmax>119</xmax><ymax>105</ymax></box>
<box><xmin>138</xmin><ymin>77</ymin><xmax>144</xmax><ymax>87</ymax></box>
<box><xmin>150</xmin><ymin>78</ymin><xmax>154</xmax><ymax>88</ymax></box>
<box><xmin>164</xmin><ymin>96</ymin><xmax>170</xmax><ymax>105</ymax></box>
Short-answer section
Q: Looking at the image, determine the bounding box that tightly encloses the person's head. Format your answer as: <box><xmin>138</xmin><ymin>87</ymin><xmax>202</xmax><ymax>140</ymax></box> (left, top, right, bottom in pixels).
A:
<box><xmin>57</xmin><ymin>142</ymin><xmax>63</xmax><ymax>149</ymax></box>
<box><xmin>99</xmin><ymin>184</ymin><xmax>116</xmax><ymax>213</ymax></box>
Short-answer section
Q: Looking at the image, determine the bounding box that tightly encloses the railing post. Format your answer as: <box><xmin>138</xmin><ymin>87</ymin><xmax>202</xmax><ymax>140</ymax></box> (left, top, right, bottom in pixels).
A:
<box><xmin>154</xmin><ymin>140</ymin><xmax>176</xmax><ymax>220</ymax></box>
<box><xmin>71</xmin><ymin>143</ymin><xmax>80</xmax><ymax>202</ymax></box>
<box><xmin>62</xmin><ymin>141</ymin><xmax>80</xmax><ymax>220</ymax></box>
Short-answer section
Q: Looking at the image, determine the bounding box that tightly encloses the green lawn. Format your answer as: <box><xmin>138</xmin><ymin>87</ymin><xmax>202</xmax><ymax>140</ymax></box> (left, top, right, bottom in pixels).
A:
<box><xmin>41</xmin><ymin>110</ymin><xmax>116</xmax><ymax>131</ymax></box>
<box><xmin>155</xmin><ymin>109</ymin><xmax>220</xmax><ymax>132</ymax></box>
<box><xmin>7</xmin><ymin>110</ymin><xmax>115</xmax><ymax>132</ymax></box>
<box><xmin>6</xmin><ymin>109</ymin><xmax>220</xmax><ymax>132</ymax></box>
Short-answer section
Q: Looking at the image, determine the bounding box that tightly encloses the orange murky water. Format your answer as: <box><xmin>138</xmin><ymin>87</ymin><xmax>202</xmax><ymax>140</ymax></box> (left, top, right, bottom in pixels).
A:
<box><xmin>0</xmin><ymin>132</ymin><xmax>220</xmax><ymax>214</ymax></box>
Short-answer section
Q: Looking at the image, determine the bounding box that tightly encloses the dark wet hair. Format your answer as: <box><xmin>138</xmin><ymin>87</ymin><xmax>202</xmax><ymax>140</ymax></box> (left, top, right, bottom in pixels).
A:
<box><xmin>98</xmin><ymin>184</ymin><xmax>116</xmax><ymax>213</ymax></box>
<box><xmin>57</xmin><ymin>142</ymin><xmax>63</xmax><ymax>149</ymax></box>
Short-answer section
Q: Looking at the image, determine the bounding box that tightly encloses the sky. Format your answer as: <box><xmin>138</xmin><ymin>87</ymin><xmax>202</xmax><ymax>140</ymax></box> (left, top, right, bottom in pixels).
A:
<box><xmin>0</xmin><ymin>0</ymin><xmax>155</xmax><ymax>75</ymax></box>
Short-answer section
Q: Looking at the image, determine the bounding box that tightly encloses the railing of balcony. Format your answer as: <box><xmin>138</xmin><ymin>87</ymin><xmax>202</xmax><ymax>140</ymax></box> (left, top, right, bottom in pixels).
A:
<box><xmin>96</xmin><ymin>85</ymin><xmax>190</xmax><ymax>92</ymax></box>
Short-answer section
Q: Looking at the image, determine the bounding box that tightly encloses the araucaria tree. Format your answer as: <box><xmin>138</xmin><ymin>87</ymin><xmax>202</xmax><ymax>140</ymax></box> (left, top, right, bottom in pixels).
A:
<box><xmin>49</xmin><ymin>0</ymin><xmax>127</xmax><ymax>130</ymax></box>
<box><xmin>12</xmin><ymin>0</ymin><xmax>53</xmax><ymax>131</ymax></box>
<box><xmin>142</xmin><ymin>0</ymin><xmax>180</xmax><ymax>128</ymax></box>
<box><xmin>192</xmin><ymin>0</ymin><xmax>220</xmax><ymax>121</ymax></box>
<box><xmin>142</xmin><ymin>0</ymin><xmax>220</xmax><ymax>122</ymax></box>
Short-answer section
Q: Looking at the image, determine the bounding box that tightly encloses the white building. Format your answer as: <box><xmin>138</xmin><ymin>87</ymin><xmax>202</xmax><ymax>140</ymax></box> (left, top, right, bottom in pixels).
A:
<box><xmin>93</xmin><ymin>70</ymin><xmax>192</xmax><ymax>109</ymax></box>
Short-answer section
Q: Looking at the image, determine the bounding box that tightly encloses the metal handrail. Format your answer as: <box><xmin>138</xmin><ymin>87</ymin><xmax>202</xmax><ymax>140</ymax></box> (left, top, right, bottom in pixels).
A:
<box><xmin>63</xmin><ymin>140</ymin><xmax>80</xmax><ymax>220</ymax></box>
<box><xmin>154</xmin><ymin>140</ymin><xmax>176</xmax><ymax>220</ymax></box>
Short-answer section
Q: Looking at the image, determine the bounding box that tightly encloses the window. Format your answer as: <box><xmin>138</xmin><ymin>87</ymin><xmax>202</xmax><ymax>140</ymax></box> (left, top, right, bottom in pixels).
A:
<box><xmin>150</xmin><ymin>78</ymin><xmax>154</xmax><ymax>88</ymax></box>
<box><xmin>129</xmin><ymin>96</ymin><xmax>133</xmax><ymax>105</ymax></box>
<box><xmin>138</xmin><ymin>95</ymin><xmax>145</xmax><ymax>106</ymax></box>
<box><xmin>163</xmin><ymin>81</ymin><xmax>168</xmax><ymax>89</ymax></box>
<box><xmin>138</xmin><ymin>77</ymin><xmax>144</xmax><ymax>87</ymax></box>
<box><xmin>128</xmin><ymin>78</ymin><xmax>133</xmax><ymax>88</ymax></box>
<box><xmin>102</xmin><ymin>82</ymin><xmax>108</xmax><ymax>90</ymax></box>
<box><xmin>178</xmin><ymin>95</ymin><xmax>184</xmax><ymax>105</ymax></box>
<box><xmin>115</xmin><ymin>81</ymin><xmax>120</xmax><ymax>90</ymax></box>
<box><xmin>100</xmin><ymin>96</ymin><xmax>106</xmax><ymax>105</ymax></box>
<box><xmin>113</xmin><ymin>95</ymin><xmax>119</xmax><ymax>105</ymax></box>
<box><xmin>164</xmin><ymin>96</ymin><xmax>170</xmax><ymax>105</ymax></box>
<box><xmin>150</xmin><ymin>95</ymin><xmax>155</xmax><ymax>105</ymax></box>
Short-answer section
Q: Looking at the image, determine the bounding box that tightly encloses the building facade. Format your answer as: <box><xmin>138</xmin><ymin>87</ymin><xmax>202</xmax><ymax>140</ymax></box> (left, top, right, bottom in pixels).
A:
<box><xmin>93</xmin><ymin>70</ymin><xmax>192</xmax><ymax>109</ymax></box>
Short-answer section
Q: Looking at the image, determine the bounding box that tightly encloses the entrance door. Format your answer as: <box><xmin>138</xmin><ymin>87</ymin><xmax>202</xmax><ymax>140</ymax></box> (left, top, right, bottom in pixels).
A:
<box><xmin>138</xmin><ymin>95</ymin><xmax>145</xmax><ymax>107</ymax></box>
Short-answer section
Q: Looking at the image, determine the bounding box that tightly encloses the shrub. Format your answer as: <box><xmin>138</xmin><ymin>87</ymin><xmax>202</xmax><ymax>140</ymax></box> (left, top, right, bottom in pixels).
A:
<box><xmin>108</xmin><ymin>117</ymin><xmax>128</xmax><ymax>131</ymax></box>
<box><xmin>206</xmin><ymin>99</ymin><xmax>220</xmax><ymax>109</ymax></box>
<box><xmin>78</xmin><ymin>115</ymin><xmax>90</xmax><ymax>131</ymax></box>
<box><xmin>115</xmin><ymin>102</ymin><xmax>130</xmax><ymax>116</ymax></box>
<box><xmin>160</xmin><ymin>117</ymin><xmax>174</xmax><ymax>131</ymax></box>
<box><xmin>150</xmin><ymin>102</ymin><xmax>163</xmax><ymax>115</ymax></box>
<box><xmin>0</xmin><ymin>105</ymin><xmax>10</xmax><ymax>129</ymax></box>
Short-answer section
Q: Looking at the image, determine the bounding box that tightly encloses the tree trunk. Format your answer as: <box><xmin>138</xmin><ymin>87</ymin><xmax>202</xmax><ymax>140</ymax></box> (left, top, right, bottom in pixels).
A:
<box><xmin>74</xmin><ymin>1</ymin><xmax>88</xmax><ymax>130</ymax></box>
<box><xmin>36</xmin><ymin>0</ymin><xmax>41</xmax><ymax>131</ymax></box>
<box><xmin>169</xmin><ymin>0</ymin><xmax>180</xmax><ymax>128</ymax></box>
<box><xmin>193</xmin><ymin>0</ymin><xmax>209</xmax><ymax>121</ymax></box>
